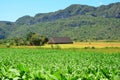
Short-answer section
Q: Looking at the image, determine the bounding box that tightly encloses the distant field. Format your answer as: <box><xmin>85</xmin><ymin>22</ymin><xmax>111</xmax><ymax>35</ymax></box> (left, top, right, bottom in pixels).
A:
<box><xmin>1</xmin><ymin>42</ymin><xmax>120</xmax><ymax>49</ymax></box>
<box><xmin>0</xmin><ymin>48</ymin><xmax>120</xmax><ymax>79</ymax></box>
<box><xmin>42</xmin><ymin>42</ymin><xmax>120</xmax><ymax>48</ymax></box>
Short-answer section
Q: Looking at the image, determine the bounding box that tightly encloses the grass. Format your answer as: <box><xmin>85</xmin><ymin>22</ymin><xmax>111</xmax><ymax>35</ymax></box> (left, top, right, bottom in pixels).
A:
<box><xmin>47</xmin><ymin>42</ymin><xmax>120</xmax><ymax>48</ymax></box>
<box><xmin>0</xmin><ymin>42</ymin><xmax>120</xmax><ymax>49</ymax></box>
<box><xmin>0</xmin><ymin>42</ymin><xmax>119</xmax><ymax>49</ymax></box>
<box><xmin>0</xmin><ymin>48</ymin><xmax>120</xmax><ymax>79</ymax></box>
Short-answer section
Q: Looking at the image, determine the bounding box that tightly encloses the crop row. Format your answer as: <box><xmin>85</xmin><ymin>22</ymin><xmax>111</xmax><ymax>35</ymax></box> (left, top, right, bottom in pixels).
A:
<box><xmin>0</xmin><ymin>48</ymin><xmax>120</xmax><ymax>79</ymax></box>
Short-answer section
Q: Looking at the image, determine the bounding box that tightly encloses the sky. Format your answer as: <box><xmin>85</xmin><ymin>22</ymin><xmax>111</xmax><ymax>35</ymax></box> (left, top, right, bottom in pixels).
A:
<box><xmin>0</xmin><ymin>0</ymin><xmax>120</xmax><ymax>22</ymax></box>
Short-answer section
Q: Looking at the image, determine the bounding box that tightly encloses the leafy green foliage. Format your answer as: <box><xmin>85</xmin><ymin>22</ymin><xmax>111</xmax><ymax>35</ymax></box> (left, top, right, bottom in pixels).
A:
<box><xmin>2</xmin><ymin>32</ymin><xmax>48</xmax><ymax>46</ymax></box>
<box><xmin>0</xmin><ymin>48</ymin><xmax>120</xmax><ymax>79</ymax></box>
<box><xmin>26</xmin><ymin>32</ymin><xmax>48</xmax><ymax>46</ymax></box>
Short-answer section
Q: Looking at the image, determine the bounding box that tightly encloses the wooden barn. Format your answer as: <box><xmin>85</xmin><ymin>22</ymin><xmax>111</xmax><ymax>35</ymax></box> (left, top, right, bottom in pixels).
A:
<box><xmin>48</xmin><ymin>37</ymin><xmax>73</xmax><ymax>44</ymax></box>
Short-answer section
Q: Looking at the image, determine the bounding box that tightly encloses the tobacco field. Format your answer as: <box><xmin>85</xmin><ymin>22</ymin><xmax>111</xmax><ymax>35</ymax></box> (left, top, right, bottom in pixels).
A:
<box><xmin>0</xmin><ymin>48</ymin><xmax>120</xmax><ymax>80</ymax></box>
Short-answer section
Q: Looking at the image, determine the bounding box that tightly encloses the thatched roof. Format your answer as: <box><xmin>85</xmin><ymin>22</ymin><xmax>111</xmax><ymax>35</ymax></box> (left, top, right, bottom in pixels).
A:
<box><xmin>48</xmin><ymin>37</ymin><xmax>73</xmax><ymax>44</ymax></box>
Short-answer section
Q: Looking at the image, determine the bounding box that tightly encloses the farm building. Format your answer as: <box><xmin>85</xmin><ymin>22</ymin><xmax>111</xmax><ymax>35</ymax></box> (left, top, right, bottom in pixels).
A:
<box><xmin>48</xmin><ymin>37</ymin><xmax>73</xmax><ymax>44</ymax></box>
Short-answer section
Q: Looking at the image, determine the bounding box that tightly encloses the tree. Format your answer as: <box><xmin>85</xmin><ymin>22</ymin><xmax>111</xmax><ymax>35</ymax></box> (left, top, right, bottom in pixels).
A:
<box><xmin>12</xmin><ymin>37</ymin><xmax>25</xmax><ymax>46</ymax></box>
<box><xmin>26</xmin><ymin>32</ymin><xmax>48</xmax><ymax>46</ymax></box>
<box><xmin>26</xmin><ymin>32</ymin><xmax>35</xmax><ymax>41</ymax></box>
<box><xmin>30</xmin><ymin>34</ymin><xmax>41</xmax><ymax>46</ymax></box>
<box><xmin>40</xmin><ymin>36</ymin><xmax>48</xmax><ymax>45</ymax></box>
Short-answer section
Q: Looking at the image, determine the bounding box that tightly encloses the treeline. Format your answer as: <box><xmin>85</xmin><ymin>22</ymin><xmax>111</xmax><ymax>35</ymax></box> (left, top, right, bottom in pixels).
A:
<box><xmin>0</xmin><ymin>32</ymin><xmax>48</xmax><ymax>46</ymax></box>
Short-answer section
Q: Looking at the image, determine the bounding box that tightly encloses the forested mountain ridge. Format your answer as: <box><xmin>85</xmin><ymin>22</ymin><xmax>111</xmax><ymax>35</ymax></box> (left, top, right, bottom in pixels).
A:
<box><xmin>0</xmin><ymin>2</ymin><xmax>120</xmax><ymax>41</ymax></box>
<box><xmin>15</xmin><ymin>2</ymin><xmax>120</xmax><ymax>25</ymax></box>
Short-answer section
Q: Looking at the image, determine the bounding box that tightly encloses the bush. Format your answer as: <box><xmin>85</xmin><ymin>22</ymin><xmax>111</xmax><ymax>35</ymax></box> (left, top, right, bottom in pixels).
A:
<box><xmin>6</xmin><ymin>43</ymin><xmax>10</xmax><ymax>48</ymax></box>
<box><xmin>91</xmin><ymin>46</ymin><xmax>95</xmax><ymax>49</ymax></box>
<box><xmin>84</xmin><ymin>46</ymin><xmax>90</xmax><ymax>49</ymax></box>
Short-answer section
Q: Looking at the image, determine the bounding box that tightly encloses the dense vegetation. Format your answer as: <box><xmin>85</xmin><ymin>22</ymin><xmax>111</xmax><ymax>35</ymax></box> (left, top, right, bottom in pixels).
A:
<box><xmin>11</xmin><ymin>15</ymin><xmax>120</xmax><ymax>41</ymax></box>
<box><xmin>0</xmin><ymin>48</ymin><xmax>120</xmax><ymax>79</ymax></box>
<box><xmin>0</xmin><ymin>2</ymin><xmax>120</xmax><ymax>41</ymax></box>
<box><xmin>0</xmin><ymin>32</ymin><xmax>48</xmax><ymax>46</ymax></box>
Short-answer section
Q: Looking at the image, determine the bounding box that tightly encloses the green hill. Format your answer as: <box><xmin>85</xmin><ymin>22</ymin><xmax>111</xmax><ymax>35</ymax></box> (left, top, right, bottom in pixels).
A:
<box><xmin>0</xmin><ymin>2</ymin><xmax>120</xmax><ymax>41</ymax></box>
